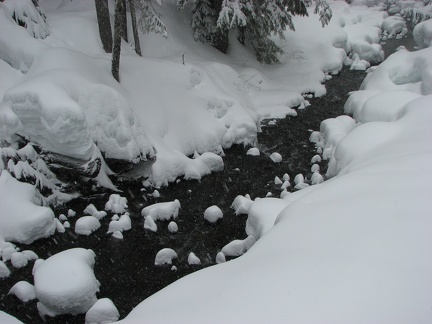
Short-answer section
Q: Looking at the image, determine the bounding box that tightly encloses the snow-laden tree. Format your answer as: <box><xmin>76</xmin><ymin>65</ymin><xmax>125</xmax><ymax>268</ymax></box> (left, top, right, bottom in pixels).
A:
<box><xmin>1</xmin><ymin>0</ymin><xmax>49</xmax><ymax>39</ymax></box>
<box><xmin>179</xmin><ymin>0</ymin><xmax>332</xmax><ymax>63</ymax></box>
<box><xmin>137</xmin><ymin>0</ymin><xmax>168</xmax><ymax>38</ymax></box>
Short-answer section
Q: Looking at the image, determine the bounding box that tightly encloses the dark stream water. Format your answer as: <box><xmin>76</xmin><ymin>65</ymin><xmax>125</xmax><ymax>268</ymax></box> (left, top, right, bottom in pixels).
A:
<box><xmin>0</xmin><ymin>36</ymin><xmax>413</xmax><ymax>323</ymax></box>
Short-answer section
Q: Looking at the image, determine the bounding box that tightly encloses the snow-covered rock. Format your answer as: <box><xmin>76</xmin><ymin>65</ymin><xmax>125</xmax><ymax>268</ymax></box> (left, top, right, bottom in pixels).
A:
<box><xmin>141</xmin><ymin>200</ymin><xmax>181</xmax><ymax>221</ymax></box>
<box><xmin>168</xmin><ymin>221</ymin><xmax>178</xmax><ymax>233</ymax></box>
<box><xmin>104</xmin><ymin>194</ymin><xmax>128</xmax><ymax>214</ymax></box>
<box><xmin>215</xmin><ymin>252</ymin><xmax>226</xmax><ymax>264</ymax></box>
<box><xmin>204</xmin><ymin>205</ymin><xmax>223</xmax><ymax>223</ymax></box>
<box><xmin>246</xmin><ymin>147</ymin><xmax>260</xmax><ymax>156</ymax></box>
<box><xmin>75</xmin><ymin>216</ymin><xmax>101</xmax><ymax>236</ymax></box>
<box><xmin>0</xmin><ymin>261</ymin><xmax>11</xmax><ymax>278</ymax></box>
<box><xmin>269</xmin><ymin>152</ymin><xmax>282</xmax><ymax>163</ymax></box>
<box><xmin>85</xmin><ymin>298</ymin><xmax>119</xmax><ymax>324</ymax></box>
<box><xmin>0</xmin><ymin>171</ymin><xmax>55</xmax><ymax>244</ymax></box>
<box><xmin>154</xmin><ymin>248</ymin><xmax>177</xmax><ymax>266</ymax></box>
<box><xmin>11</xmin><ymin>252</ymin><xmax>28</xmax><ymax>268</ymax></box>
<box><xmin>83</xmin><ymin>204</ymin><xmax>107</xmax><ymax>220</ymax></box>
<box><xmin>107</xmin><ymin>214</ymin><xmax>131</xmax><ymax>234</ymax></box>
<box><xmin>231</xmin><ymin>195</ymin><xmax>253</xmax><ymax>215</ymax></box>
<box><xmin>187</xmin><ymin>252</ymin><xmax>201</xmax><ymax>265</ymax></box>
<box><xmin>8</xmin><ymin>281</ymin><xmax>35</xmax><ymax>303</ymax></box>
<box><xmin>413</xmin><ymin>19</ymin><xmax>432</xmax><ymax>49</ymax></box>
<box><xmin>144</xmin><ymin>216</ymin><xmax>158</xmax><ymax>232</ymax></box>
<box><xmin>34</xmin><ymin>248</ymin><xmax>99</xmax><ymax>317</ymax></box>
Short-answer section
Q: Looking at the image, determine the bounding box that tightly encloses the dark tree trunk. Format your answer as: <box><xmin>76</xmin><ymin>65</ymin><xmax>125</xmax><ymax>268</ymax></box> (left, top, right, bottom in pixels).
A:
<box><xmin>112</xmin><ymin>0</ymin><xmax>124</xmax><ymax>82</ymax></box>
<box><xmin>209</xmin><ymin>0</ymin><xmax>229</xmax><ymax>53</ymax></box>
<box><xmin>95</xmin><ymin>0</ymin><xmax>113</xmax><ymax>53</ymax></box>
<box><xmin>129</xmin><ymin>0</ymin><xmax>141</xmax><ymax>56</ymax></box>
<box><xmin>121</xmin><ymin>0</ymin><xmax>128</xmax><ymax>42</ymax></box>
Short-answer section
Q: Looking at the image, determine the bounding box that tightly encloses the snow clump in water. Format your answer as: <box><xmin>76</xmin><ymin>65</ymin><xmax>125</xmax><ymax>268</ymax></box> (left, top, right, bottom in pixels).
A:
<box><xmin>8</xmin><ymin>281</ymin><xmax>35</xmax><ymax>303</ymax></box>
<box><xmin>270</xmin><ymin>152</ymin><xmax>282</xmax><ymax>163</ymax></box>
<box><xmin>85</xmin><ymin>298</ymin><xmax>119</xmax><ymax>324</ymax></box>
<box><xmin>75</xmin><ymin>216</ymin><xmax>101</xmax><ymax>236</ymax></box>
<box><xmin>204</xmin><ymin>205</ymin><xmax>223</xmax><ymax>223</ymax></box>
<box><xmin>105</xmin><ymin>194</ymin><xmax>128</xmax><ymax>214</ymax></box>
<box><xmin>154</xmin><ymin>248</ymin><xmax>178</xmax><ymax>266</ymax></box>
<box><xmin>33</xmin><ymin>248</ymin><xmax>100</xmax><ymax>317</ymax></box>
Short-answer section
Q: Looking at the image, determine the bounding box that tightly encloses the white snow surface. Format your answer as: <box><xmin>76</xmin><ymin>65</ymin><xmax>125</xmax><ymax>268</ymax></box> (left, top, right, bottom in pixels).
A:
<box><xmin>0</xmin><ymin>311</ymin><xmax>23</xmax><ymax>324</ymax></box>
<box><xmin>34</xmin><ymin>248</ymin><xmax>99</xmax><ymax>317</ymax></box>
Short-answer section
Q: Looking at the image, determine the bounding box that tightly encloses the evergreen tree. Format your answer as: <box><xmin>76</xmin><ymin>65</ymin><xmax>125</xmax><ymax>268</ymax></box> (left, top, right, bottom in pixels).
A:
<box><xmin>137</xmin><ymin>0</ymin><xmax>168</xmax><ymax>38</ymax></box>
<box><xmin>179</xmin><ymin>0</ymin><xmax>332</xmax><ymax>63</ymax></box>
<box><xmin>95</xmin><ymin>0</ymin><xmax>113</xmax><ymax>53</ymax></box>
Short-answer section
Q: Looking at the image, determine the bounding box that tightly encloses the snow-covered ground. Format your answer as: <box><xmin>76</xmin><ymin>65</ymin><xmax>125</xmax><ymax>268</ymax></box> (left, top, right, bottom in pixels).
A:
<box><xmin>0</xmin><ymin>0</ymin><xmax>431</xmax><ymax>322</ymax></box>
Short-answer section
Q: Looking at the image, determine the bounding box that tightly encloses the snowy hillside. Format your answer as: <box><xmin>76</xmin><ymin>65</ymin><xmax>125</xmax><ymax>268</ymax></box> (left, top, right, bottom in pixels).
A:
<box><xmin>0</xmin><ymin>0</ymin><xmax>431</xmax><ymax>322</ymax></box>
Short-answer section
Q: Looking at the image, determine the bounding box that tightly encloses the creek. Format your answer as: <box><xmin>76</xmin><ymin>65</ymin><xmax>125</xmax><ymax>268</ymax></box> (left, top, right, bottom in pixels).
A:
<box><xmin>0</xmin><ymin>35</ymin><xmax>413</xmax><ymax>323</ymax></box>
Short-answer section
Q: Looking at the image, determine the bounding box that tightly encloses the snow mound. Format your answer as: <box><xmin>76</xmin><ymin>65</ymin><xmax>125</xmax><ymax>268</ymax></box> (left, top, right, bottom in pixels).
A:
<box><xmin>83</xmin><ymin>204</ymin><xmax>107</xmax><ymax>220</ymax></box>
<box><xmin>0</xmin><ymin>260</ymin><xmax>11</xmax><ymax>278</ymax></box>
<box><xmin>204</xmin><ymin>205</ymin><xmax>223</xmax><ymax>223</ymax></box>
<box><xmin>269</xmin><ymin>152</ymin><xmax>282</xmax><ymax>163</ymax></box>
<box><xmin>154</xmin><ymin>248</ymin><xmax>177</xmax><ymax>266</ymax></box>
<box><xmin>231</xmin><ymin>195</ymin><xmax>253</xmax><ymax>215</ymax></box>
<box><xmin>381</xmin><ymin>15</ymin><xmax>407</xmax><ymax>39</ymax></box>
<box><xmin>0</xmin><ymin>170</ymin><xmax>55</xmax><ymax>244</ymax></box>
<box><xmin>34</xmin><ymin>248</ymin><xmax>99</xmax><ymax>317</ymax></box>
<box><xmin>75</xmin><ymin>216</ymin><xmax>101</xmax><ymax>236</ymax></box>
<box><xmin>245</xmin><ymin>198</ymin><xmax>289</xmax><ymax>240</ymax></box>
<box><xmin>105</xmin><ymin>194</ymin><xmax>128</xmax><ymax>214</ymax></box>
<box><xmin>221</xmin><ymin>235</ymin><xmax>256</xmax><ymax>257</ymax></box>
<box><xmin>246</xmin><ymin>147</ymin><xmax>260</xmax><ymax>156</ymax></box>
<box><xmin>413</xmin><ymin>19</ymin><xmax>432</xmax><ymax>49</ymax></box>
<box><xmin>107</xmin><ymin>214</ymin><xmax>131</xmax><ymax>234</ymax></box>
<box><xmin>168</xmin><ymin>221</ymin><xmax>178</xmax><ymax>233</ymax></box>
<box><xmin>11</xmin><ymin>252</ymin><xmax>28</xmax><ymax>268</ymax></box>
<box><xmin>0</xmin><ymin>48</ymin><xmax>155</xmax><ymax>166</ymax></box>
<box><xmin>85</xmin><ymin>298</ymin><xmax>119</xmax><ymax>324</ymax></box>
<box><xmin>141</xmin><ymin>200</ymin><xmax>181</xmax><ymax>221</ymax></box>
<box><xmin>187</xmin><ymin>252</ymin><xmax>201</xmax><ymax>265</ymax></box>
<box><xmin>360</xmin><ymin>46</ymin><xmax>432</xmax><ymax>95</ymax></box>
<box><xmin>8</xmin><ymin>281</ymin><xmax>35</xmax><ymax>302</ymax></box>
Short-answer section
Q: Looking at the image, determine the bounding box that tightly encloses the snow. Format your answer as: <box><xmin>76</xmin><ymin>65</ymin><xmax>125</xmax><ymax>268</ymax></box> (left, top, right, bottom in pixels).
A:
<box><xmin>203</xmin><ymin>205</ymin><xmax>223</xmax><ymax>223</ymax></box>
<box><xmin>167</xmin><ymin>221</ymin><xmax>178</xmax><ymax>233</ymax></box>
<box><xmin>141</xmin><ymin>200</ymin><xmax>181</xmax><ymax>221</ymax></box>
<box><xmin>231</xmin><ymin>195</ymin><xmax>253</xmax><ymax>215</ymax></box>
<box><xmin>8</xmin><ymin>281</ymin><xmax>35</xmax><ymax>303</ymax></box>
<box><xmin>10</xmin><ymin>252</ymin><xmax>28</xmax><ymax>269</ymax></box>
<box><xmin>221</xmin><ymin>235</ymin><xmax>256</xmax><ymax>258</ymax></box>
<box><xmin>0</xmin><ymin>170</ymin><xmax>55</xmax><ymax>244</ymax></box>
<box><xmin>104</xmin><ymin>194</ymin><xmax>128</xmax><ymax>214</ymax></box>
<box><xmin>269</xmin><ymin>152</ymin><xmax>282</xmax><ymax>163</ymax></box>
<box><xmin>34</xmin><ymin>248</ymin><xmax>99</xmax><ymax>317</ymax></box>
<box><xmin>413</xmin><ymin>19</ymin><xmax>432</xmax><ymax>49</ymax></box>
<box><xmin>187</xmin><ymin>252</ymin><xmax>201</xmax><ymax>265</ymax></box>
<box><xmin>154</xmin><ymin>248</ymin><xmax>178</xmax><ymax>266</ymax></box>
<box><xmin>84</xmin><ymin>204</ymin><xmax>107</xmax><ymax>220</ymax></box>
<box><xmin>246</xmin><ymin>147</ymin><xmax>260</xmax><ymax>156</ymax></box>
<box><xmin>75</xmin><ymin>216</ymin><xmax>101</xmax><ymax>236</ymax></box>
<box><xmin>1</xmin><ymin>0</ymin><xmax>431</xmax><ymax>322</ymax></box>
<box><xmin>107</xmin><ymin>214</ymin><xmax>131</xmax><ymax>234</ymax></box>
<box><xmin>0</xmin><ymin>260</ymin><xmax>11</xmax><ymax>278</ymax></box>
<box><xmin>0</xmin><ymin>311</ymin><xmax>22</xmax><ymax>324</ymax></box>
<box><xmin>85</xmin><ymin>298</ymin><xmax>119</xmax><ymax>324</ymax></box>
<box><xmin>115</xmin><ymin>3</ymin><xmax>432</xmax><ymax>322</ymax></box>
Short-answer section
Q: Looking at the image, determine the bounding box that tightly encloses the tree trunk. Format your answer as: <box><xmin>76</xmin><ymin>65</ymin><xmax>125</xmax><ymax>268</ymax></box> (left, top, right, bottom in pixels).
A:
<box><xmin>95</xmin><ymin>0</ymin><xmax>113</xmax><ymax>53</ymax></box>
<box><xmin>129</xmin><ymin>0</ymin><xmax>141</xmax><ymax>56</ymax></box>
<box><xmin>112</xmin><ymin>0</ymin><xmax>124</xmax><ymax>82</ymax></box>
<box><xmin>121</xmin><ymin>0</ymin><xmax>128</xmax><ymax>42</ymax></box>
